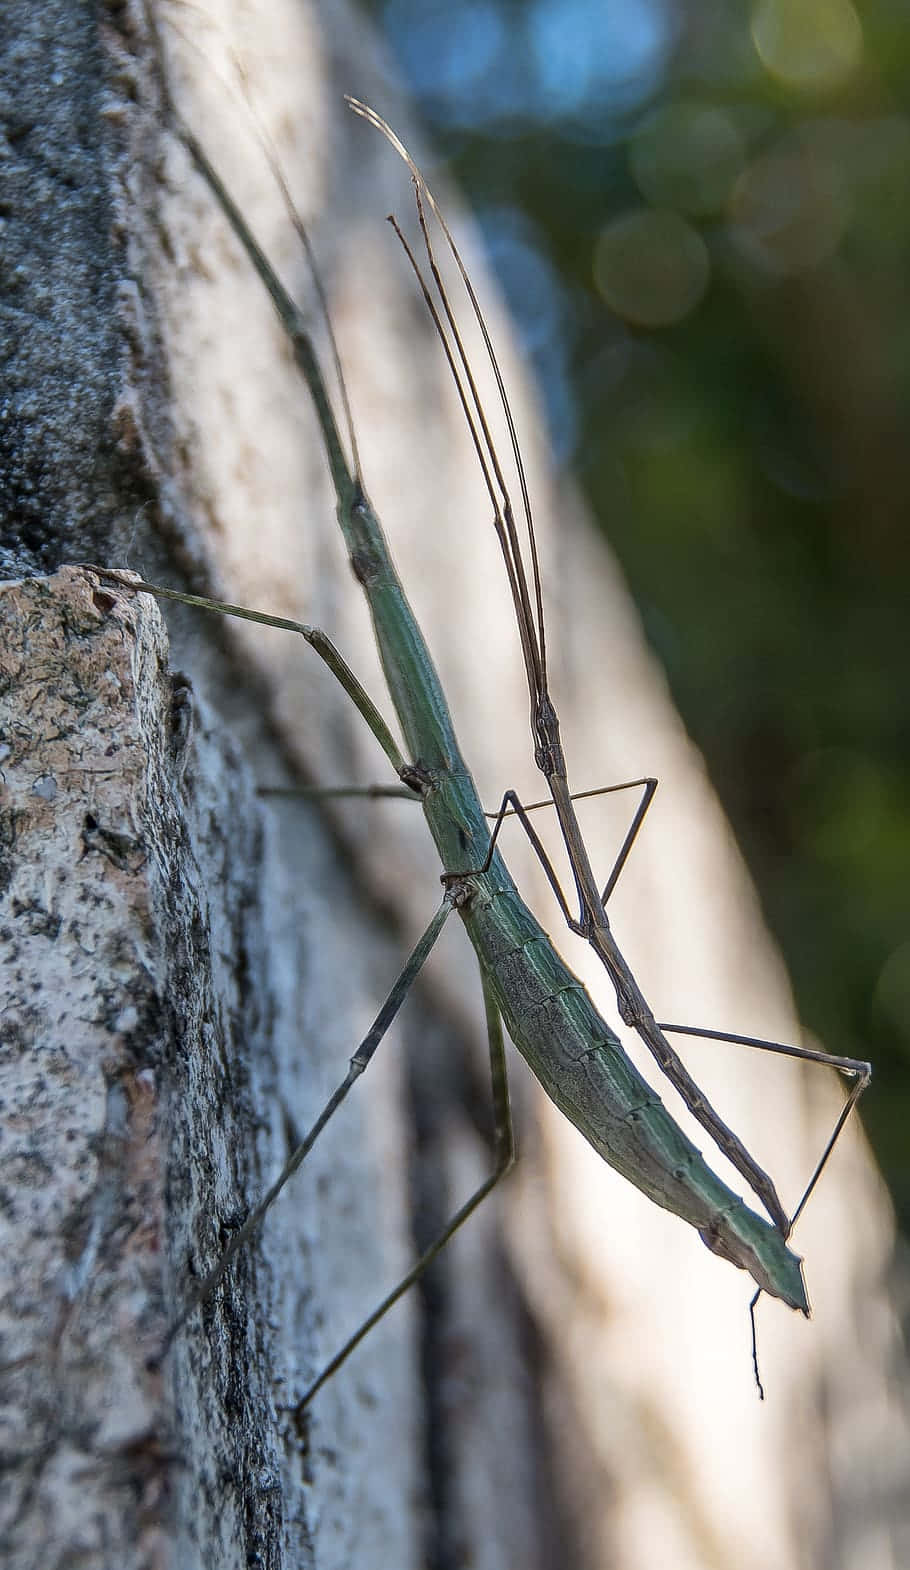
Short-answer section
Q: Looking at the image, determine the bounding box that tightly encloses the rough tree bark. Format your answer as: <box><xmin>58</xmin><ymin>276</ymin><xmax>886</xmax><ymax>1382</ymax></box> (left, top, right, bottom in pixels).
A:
<box><xmin>2</xmin><ymin>3</ymin><xmax>908</xmax><ymax>1568</ymax></box>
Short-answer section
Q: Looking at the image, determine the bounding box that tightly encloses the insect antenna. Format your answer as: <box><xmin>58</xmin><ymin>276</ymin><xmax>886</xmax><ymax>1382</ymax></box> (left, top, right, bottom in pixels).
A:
<box><xmin>346</xmin><ymin>98</ymin><xmax>548</xmax><ymax>715</ymax></box>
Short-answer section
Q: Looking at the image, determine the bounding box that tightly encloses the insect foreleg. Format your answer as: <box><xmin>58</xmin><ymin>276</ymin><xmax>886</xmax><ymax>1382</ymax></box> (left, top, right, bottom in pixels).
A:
<box><xmin>88</xmin><ymin>569</ymin><xmax>408</xmax><ymax>778</ymax></box>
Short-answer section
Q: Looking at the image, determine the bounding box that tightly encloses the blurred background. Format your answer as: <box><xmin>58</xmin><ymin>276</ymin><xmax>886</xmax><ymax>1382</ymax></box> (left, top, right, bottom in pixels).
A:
<box><xmin>360</xmin><ymin>0</ymin><xmax>910</xmax><ymax>1251</ymax></box>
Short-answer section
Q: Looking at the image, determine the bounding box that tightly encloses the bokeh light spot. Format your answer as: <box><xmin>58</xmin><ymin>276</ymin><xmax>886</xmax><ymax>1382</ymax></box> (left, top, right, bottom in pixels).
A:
<box><xmin>631</xmin><ymin>103</ymin><xmax>746</xmax><ymax>216</ymax></box>
<box><xmin>751</xmin><ymin>0</ymin><xmax>863</xmax><ymax>93</ymax></box>
<box><xmin>593</xmin><ymin>209</ymin><xmax>710</xmax><ymax>327</ymax></box>
<box><xmin>728</xmin><ymin>139</ymin><xmax>850</xmax><ymax>275</ymax></box>
<box><xmin>872</xmin><ymin>940</ymin><xmax>910</xmax><ymax>1040</ymax></box>
<box><xmin>527</xmin><ymin>0</ymin><xmax>675</xmax><ymax>118</ymax></box>
<box><xmin>383</xmin><ymin>0</ymin><xmax>507</xmax><ymax>123</ymax></box>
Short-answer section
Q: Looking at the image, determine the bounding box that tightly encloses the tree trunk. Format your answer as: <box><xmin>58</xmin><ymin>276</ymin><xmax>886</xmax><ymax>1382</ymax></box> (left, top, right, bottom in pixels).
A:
<box><xmin>1</xmin><ymin>3</ymin><xmax>908</xmax><ymax>1568</ymax></box>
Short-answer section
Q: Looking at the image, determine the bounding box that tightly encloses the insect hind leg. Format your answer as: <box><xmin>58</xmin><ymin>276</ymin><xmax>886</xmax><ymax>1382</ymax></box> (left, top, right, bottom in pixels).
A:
<box><xmin>658</xmin><ymin>1022</ymin><xmax>870</xmax><ymax>1234</ymax></box>
<box><xmin>656</xmin><ymin>1023</ymin><xmax>868</xmax><ymax>1398</ymax></box>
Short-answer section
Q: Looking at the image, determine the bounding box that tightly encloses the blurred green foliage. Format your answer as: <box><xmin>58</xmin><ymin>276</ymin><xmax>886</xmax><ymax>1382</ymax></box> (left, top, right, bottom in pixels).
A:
<box><xmin>364</xmin><ymin>0</ymin><xmax>910</xmax><ymax>1231</ymax></box>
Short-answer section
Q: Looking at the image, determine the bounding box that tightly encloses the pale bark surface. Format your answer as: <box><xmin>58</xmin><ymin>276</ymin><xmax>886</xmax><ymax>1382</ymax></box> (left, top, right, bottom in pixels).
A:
<box><xmin>1</xmin><ymin>2</ymin><xmax>908</xmax><ymax>1567</ymax></box>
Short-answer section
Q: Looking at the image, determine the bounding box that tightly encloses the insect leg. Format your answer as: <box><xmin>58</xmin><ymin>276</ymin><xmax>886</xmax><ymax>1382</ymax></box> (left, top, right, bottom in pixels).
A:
<box><xmin>294</xmin><ymin>965</ymin><xmax>515</xmax><ymax>1411</ymax></box>
<box><xmin>658</xmin><ymin>1022</ymin><xmax>870</xmax><ymax>1233</ymax></box>
<box><xmin>155</xmin><ymin>893</ymin><xmax>456</xmax><ymax>1361</ymax></box>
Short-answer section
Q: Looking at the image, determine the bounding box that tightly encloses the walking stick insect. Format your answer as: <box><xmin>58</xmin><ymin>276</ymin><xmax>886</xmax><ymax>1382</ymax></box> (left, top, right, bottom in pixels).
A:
<box><xmin>98</xmin><ymin>95</ymin><xmax>869</xmax><ymax>1407</ymax></box>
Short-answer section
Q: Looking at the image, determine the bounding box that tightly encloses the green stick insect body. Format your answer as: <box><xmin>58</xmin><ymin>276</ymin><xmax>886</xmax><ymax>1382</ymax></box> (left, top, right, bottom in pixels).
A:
<box><xmin>340</xmin><ymin>465</ymin><xmax>807</xmax><ymax>1308</ymax></box>
<box><xmin>107</xmin><ymin>97</ymin><xmax>870</xmax><ymax>1399</ymax></box>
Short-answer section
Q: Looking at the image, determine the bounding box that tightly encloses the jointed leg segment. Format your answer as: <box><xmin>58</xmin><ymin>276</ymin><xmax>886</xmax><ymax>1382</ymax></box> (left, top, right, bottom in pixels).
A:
<box><xmin>469</xmin><ymin>775</ymin><xmax>659</xmax><ymax>927</ymax></box>
<box><xmin>155</xmin><ymin>893</ymin><xmax>457</xmax><ymax>1362</ymax></box>
<box><xmin>294</xmin><ymin>969</ymin><xmax>515</xmax><ymax>1411</ymax></box>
